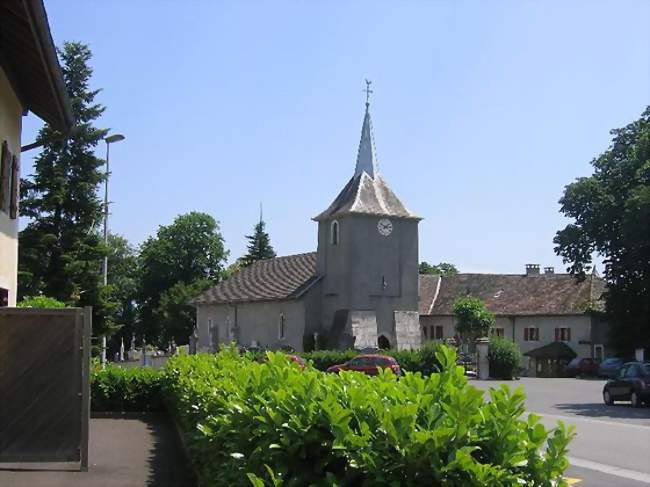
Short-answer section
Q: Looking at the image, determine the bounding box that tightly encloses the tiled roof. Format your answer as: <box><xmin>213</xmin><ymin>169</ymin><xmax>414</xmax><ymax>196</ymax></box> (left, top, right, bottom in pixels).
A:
<box><xmin>420</xmin><ymin>273</ymin><xmax>606</xmax><ymax>316</ymax></box>
<box><xmin>313</xmin><ymin>173</ymin><xmax>420</xmax><ymax>221</ymax></box>
<box><xmin>192</xmin><ymin>252</ymin><xmax>319</xmax><ymax>305</ymax></box>
<box><xmin>419</xmin><ymin>274</ymin><xmax>441</xmax><ymax>314</ymax></box>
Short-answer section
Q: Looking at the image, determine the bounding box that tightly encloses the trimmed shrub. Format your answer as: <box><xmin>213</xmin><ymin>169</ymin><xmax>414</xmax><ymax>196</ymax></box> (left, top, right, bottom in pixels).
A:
<box><xmin>164</xmin><ymin>346</ymin><xmax>574</xmax><ymax>486</ymax></box>
<box><xmin>299</xmin><ymin>349</ymin><xmax>358</xmax><ymax>371</ymax></box>
<box><xmin>18</xmin><ymin>295</ymin><xmax>66</xmax><ymax>308</ymax></box>
<box><xmin>489</xmin><ymin>337</ymin><xmax>523</xmax><ymax>379</ymax></box>
<box><xmin>91</xmin><ymin>365</ymin><xmax>165</xmax><ymax>412</ymax></box>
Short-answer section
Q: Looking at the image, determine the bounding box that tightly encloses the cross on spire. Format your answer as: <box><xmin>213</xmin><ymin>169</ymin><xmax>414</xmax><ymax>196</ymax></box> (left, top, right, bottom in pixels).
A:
<box><xmin>364</xmin><ymin>79</ymin><xmax>373</xmax><ymax>108</ymax></box>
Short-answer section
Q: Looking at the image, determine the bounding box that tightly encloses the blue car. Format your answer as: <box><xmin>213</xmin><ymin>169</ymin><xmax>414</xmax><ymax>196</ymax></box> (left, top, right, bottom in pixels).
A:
<box><xmin>598</xmin><ymin>357</ymin><xmax>629</xmax><ymax>378</ymax></box>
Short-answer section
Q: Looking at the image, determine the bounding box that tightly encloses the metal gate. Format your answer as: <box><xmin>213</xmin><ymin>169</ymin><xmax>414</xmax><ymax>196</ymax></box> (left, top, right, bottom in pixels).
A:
<box><xmin>0</xmin><ymin>307</ymin><xmax>91</xmax><ymax>470</ymax></box>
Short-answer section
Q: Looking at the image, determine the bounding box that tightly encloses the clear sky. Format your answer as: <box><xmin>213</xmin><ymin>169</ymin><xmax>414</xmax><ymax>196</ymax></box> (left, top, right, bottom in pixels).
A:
<box><xmin>22</xmin><ymin>0</ymin><xmax>650</xmax><ymax>273</ymax></box>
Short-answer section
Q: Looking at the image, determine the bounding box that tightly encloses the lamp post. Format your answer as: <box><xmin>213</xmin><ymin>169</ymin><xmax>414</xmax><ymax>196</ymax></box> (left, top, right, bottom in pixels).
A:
<box><xmin>101</xmin><ymin>133</ymin><xmax>125</xmax><ymax>367</ymax></box>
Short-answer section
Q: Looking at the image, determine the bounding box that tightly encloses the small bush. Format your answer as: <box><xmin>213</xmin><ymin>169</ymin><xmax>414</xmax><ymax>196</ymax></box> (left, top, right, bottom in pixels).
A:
<box><xmin>18</xmin><ymin>295</ymin><xmax>66</xmax><ymax>308</ymax></box>
<box><xmin>164</xmin><ymin>346</ymin><xmax>574</xmax><ymax>486</ymax></box>
<box><xmin>489</xmin><ymin>337</ymin><xmax>522</xmax><ymax>379</ymax></box>
<box><xmin>91</xmin><ymin>365</ymin><xmax>165</xmax><ymax>412</ymax></box>
<box><xmin>299</xmin><ymin>349</ymin><xmax>358</xmax><ymax>370</ymax></box>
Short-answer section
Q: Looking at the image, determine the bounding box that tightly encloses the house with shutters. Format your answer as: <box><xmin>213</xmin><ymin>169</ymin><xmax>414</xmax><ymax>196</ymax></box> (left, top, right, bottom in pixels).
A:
<box><xmin>0</xmin><ymin>0</ymin><xmax>73</xmax><ymax>307</ymax></box>
<box><xmin>192</xmin><ymin>94</ymin><xmax>610</xmax><ymax>375</ymax></box>
<box><xmin>419</xmin><ymin>266</ymin><xmax>608</xmax><ymax>377</ymax></box>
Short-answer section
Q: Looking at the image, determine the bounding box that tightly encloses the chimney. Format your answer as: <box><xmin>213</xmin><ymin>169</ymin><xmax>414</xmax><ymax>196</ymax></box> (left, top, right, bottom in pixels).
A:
<box><xmin>525</xmin><ymin>264</ymin><xmax>540</xmax><ymax>276</ymax></box>
<box><xmin>544</xmin><ymin>266</ymin><xmax>555</xmax><ymax>275</ymax></box>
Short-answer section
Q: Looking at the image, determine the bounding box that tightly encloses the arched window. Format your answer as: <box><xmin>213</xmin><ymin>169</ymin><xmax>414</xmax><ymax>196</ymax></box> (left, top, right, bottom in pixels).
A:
<box><xmin>330</xmin><ymin>220</ymin><xmax>339</xmax><ymax>245</ymax></box>
<box><xmin>278</xmin><ymin>314</ymin><xmax>285</xmax><ymax>340</ymax></box>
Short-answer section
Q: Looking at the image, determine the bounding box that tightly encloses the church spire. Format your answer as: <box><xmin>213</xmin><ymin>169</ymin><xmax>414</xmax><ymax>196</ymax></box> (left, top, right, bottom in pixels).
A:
<box><xmin>354</xmin><ymin>80</ymin><xmax>377</xmax><ymax>179</ymax></box>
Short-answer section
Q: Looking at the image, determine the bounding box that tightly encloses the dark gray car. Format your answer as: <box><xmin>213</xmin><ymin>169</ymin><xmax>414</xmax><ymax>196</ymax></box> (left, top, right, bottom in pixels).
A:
<box><xmin>603</xmin><ymin>362</ymin><xmax>650</xmax><ymax>407</ymax></box>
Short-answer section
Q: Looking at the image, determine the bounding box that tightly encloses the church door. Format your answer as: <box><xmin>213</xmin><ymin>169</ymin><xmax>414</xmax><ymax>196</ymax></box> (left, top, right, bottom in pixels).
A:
<box><xmin>378</xmin><ymin>335</ymin><xmax>391</xmax><ymax>350</ymax></box>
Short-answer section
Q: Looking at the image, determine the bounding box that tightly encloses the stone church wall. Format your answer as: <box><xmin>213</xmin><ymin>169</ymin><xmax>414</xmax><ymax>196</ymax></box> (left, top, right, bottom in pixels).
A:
<box><xmin>196</xmin><ymin>300</ymin><xmax>307</xmax><ymax>352</ymax></box>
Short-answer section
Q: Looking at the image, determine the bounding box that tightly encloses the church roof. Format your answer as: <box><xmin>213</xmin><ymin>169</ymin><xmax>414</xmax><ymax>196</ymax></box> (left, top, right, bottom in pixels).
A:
<box><xmin>314</xmin><ymin>103</ymin><xmax>419</xmax><ymax>221</ymax></box>
<box><xmin>419</xmin><ymin>272</ymin><xmax>606</xmax><ymax>316</ymax></box>
<box><xmin>191</xmin><ymin>252</ymin><xmax>319</xmax><ymax>305</ymax></box>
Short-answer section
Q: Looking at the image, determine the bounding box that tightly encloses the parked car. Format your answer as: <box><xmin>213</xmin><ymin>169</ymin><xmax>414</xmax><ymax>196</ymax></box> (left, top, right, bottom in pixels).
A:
<box><xmin>598</xmin><ymin>357</ymin><xmax>629</xmax><ymax>378</ymax></box>
<box><xmin>286</xmin><ymin>354</ymin><xmax>306</xmax><ymax>369</ymax></box>
<box><xmin>603</xmin><ymin>362</ymin><xmax>650</xmax><ymax>407</ymax></box>
<box><xmin>565</xmin><ymin>357</ymin><xmax>600</xmax><ymax>377</ymax></box>
<box><xmin>326</xmin><ymin>354</ymin><xmax>402</xmax><ymax>376</ymax></box>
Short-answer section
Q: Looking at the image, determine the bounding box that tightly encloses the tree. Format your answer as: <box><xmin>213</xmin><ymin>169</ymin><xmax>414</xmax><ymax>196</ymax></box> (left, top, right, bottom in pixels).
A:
<box><xmin>453</xmin><ymin>296</ymin><xmax>495</xmax><ymax>342</ymax></box>
<box><xmin>419</xmin><ymin>261</ymin><xmax>459</xmax><ymax>276</ymax></box>
<box><xmin>554</xmin><ymin>107</ymin><xmax>650</xmax><ymax>352</ymax></box>
<box><xmin>240</xmin><ymin>218</ymin><xmax>276</xmax><ymax>267</ymax></box>
<box><xmin>18</xmin><ymin>42</ymin><xmax>113</xmax><ymax>335</ymax></box>
<box><xmin>137</xmin><ymin>212</ymin><xmax>228</xmax><ymax>345</ymax></box>
<box><xmin>105</xmin><ymin>234</ymin><xmax>138</xmax><ymax>354</ymax></box>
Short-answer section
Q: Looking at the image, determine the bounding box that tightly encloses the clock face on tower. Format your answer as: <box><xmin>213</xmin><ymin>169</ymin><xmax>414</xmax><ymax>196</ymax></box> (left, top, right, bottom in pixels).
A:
<box><xmin>377</xmin><ymin>218</ymin><xmax>393</xmax><ymax>237</ymax></box>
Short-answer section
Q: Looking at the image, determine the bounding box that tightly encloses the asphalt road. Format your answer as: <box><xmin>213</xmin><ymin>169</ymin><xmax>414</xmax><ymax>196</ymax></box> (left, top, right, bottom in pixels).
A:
<box><xmin>473</xmin><ymin>377</ymin><xmax>650</xmax><ymax>486</ymax></box>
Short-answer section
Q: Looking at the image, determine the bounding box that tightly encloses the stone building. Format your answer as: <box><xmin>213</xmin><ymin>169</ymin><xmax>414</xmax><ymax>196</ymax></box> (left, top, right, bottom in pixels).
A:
<box><xmin>193</xmin><ymin>99</ymin><xmax>423</xmax><ymax>352</ymax></box>
<box><xmin>193</xmin><ymin>99</ymin><xmax>609</xmax><ymax>370</ymax></box>
<box><xmin>0</xmin><ymin>0</ymin><xmax>73</xmax><ymax>307</ymax></box>
<box><xmin>419</xmin><ymin>265</ymin><xmax>607</xmax><ymax>376</ymax></box>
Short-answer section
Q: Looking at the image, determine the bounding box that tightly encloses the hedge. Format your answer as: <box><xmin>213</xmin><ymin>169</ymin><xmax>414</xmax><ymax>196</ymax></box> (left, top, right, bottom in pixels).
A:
<box><xmin>91</xmin><ymin>364</ymin><xmax>165</xmax><ymax>412</ymax></box>
<box><xmin>489</xmin><ymin>337</ymin><xmax>523</xmax><ymax>380</ymax></box>
<box><xmin>164</xmin><ymin>346</ymin><xmax>574</xmax><ymax>486</ymax></box>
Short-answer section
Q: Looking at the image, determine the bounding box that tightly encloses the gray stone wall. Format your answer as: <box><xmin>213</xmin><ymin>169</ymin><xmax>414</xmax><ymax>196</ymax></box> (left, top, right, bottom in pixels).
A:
<box><xmin>316</xmin><ymin>214</ymin><xmax>419</xmax><ymax>349</ymax></box>
<box><xmin>196</xmin><ymin>299</ymin><xmax>306</xmax><ymax>352</ymax></box>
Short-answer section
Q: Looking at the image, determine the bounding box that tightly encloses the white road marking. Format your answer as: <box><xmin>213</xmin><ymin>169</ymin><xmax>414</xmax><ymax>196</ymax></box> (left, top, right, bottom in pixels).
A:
<box><xmin>569</xmin><ymin>457</ymin><xmax>650</xmax><ymax>484</ymax></box>
<box><xmin>528</xmin><ymin>411</ymin><xmax>650</xmax><ymax>430</ymax></box>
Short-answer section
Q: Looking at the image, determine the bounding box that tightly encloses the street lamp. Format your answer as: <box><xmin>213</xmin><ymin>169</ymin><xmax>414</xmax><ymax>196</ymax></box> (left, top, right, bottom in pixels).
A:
<box><xmin>102</xmin><ymin>133</ymin><xmax>125</xmax><ymax>286</ymax></box>
<box><xmin>101</xmin><ymin>133</ymin><xmax>125</xmax><ymax>367</ymax></box>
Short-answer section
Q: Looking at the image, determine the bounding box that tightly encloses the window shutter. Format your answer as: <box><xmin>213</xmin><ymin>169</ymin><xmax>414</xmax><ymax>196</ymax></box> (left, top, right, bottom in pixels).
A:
<box><xmin>555</xmin><ymin>328</ymin><xmax>560</xmax><ymax>341</ymax></box>
<box><xmin>423</xmin><ymin>326</ymin><xmax>428</xmax><ymax>339</ymax></box>
<box><xmin>567</xmin><ymin>328</ymin><xmax>571</xmax><ymax>342</ymax></box>
<box><xmin>9</xmin><ymin>155</ymin><xmax>19</xmax><ymax>219</ymax></box>
<box><xmin>0</xmin><ymin>141</ymin><xmax>9</xmax><ymax>212</ymax></box>
<box><xmin>534</xmin><ymin>328</ymin><xmax>539</xmax><ymax>341</ymax></box>
<box><xmin>524</xmin><ymin>328</ymin><xmax>529</xmax><ymax>341</ymax></box>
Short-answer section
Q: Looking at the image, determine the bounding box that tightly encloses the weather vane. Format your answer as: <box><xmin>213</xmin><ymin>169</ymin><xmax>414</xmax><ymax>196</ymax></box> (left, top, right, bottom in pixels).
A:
<box><xmin>364</xmin><ymin>79</ymin><xmax>373</xmax><ymax>107</ymax></box>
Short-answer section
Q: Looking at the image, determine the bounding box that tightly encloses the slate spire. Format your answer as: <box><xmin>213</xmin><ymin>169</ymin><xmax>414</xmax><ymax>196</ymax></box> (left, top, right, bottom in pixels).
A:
<box><xmin>354</xmin><ymin>81</ymin><xmax>377</xmax><ymax>178</ymax></box>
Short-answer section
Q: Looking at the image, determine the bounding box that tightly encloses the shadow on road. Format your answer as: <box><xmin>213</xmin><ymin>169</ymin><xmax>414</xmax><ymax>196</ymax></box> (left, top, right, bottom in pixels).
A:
<box><xmin>555</xmin><ymin>402</ymin><xmax>650</xmax><ymax>420</ymax></box>
<box><xmin>143</xmin><ymin>415</ymin><xmax>196</xmax><ymax>487</ymax></box>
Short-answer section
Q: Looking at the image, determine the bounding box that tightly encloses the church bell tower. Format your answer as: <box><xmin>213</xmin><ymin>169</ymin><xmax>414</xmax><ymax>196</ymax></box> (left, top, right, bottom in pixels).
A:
<box><xmin>313</xmin><ymin>82</ymin><xmax>421</xmax><ymax>351</ymax></box>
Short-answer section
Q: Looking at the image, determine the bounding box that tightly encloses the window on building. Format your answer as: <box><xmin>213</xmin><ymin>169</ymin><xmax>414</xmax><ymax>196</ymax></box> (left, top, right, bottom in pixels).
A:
<box><xmin>0</xmin><ymin>288</ymin><xmax>8</xmax><ymax>307</ymax></box>
<box><xmin>492</xmin><ymin>327</ymin><xmax>505</xmax><ymax>338</ymax></box>
<box><xmin>555</xmin><ymin>327</ymin><xmax>571</xmax><ymax>342</ymax></box>
<box><xmin>434</xmin><ymin>325</ymin><xmax>443</xmax><ymax>340</ymax></box>
<box><xmin>331</xmin><ymin>220</ymin><xmax>339</xmax><ymax>245</ymax></box>
<box><xmin>524</xmin><ymin>327</ymin><xmax>539</xmax><ymax>341</ymax></box>
<box><xmin>278</xmin><ymin>314</ymin><xmax>285</xmax><ymax>340</ymax></box>
<box><xmin>422</xmin><ymin>326</ymin><xmax>428</xmax><ymax>340</ymax></box>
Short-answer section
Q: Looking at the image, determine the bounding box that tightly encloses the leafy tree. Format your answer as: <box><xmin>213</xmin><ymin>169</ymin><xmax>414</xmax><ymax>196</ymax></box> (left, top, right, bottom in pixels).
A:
<box><xmin>18</xmin><ymin>42</ymin><xmax>112</xmax><ymax>335</ymax></box>
<box><xmin>419</xmin><ymin>261</ymin><xmax>459</xmax><ymax>276</ymax></box>
<box><xmin>453</xmin><ymin>296</ymin><xmax>495</xmax><ymax>342</ymax></box>
<box><xmin>240</xmin><ymin>218</ymin><xmax>276</xmax><ymax>267</ymax></box>
<box><xmin>137</xmin><ymin>212</ymin><xmax>228</xmax><ymax>345</ymax></box>
<box><xmin>18</xmin><ymin>296</ymin><xmax>66</xmax><ymax>308</ymax></box>
<box><xmin>105</xmin><ymin>234</ymin><xmax>138</xmax><ymax>354</ymax></box>
<box><xmin>554</xmin><ymin>107</ymin><xmax>650</xmax><ymax>352</ymax></box>
<box><xmin>155</xmin><ymin>280</ymin><xmax>212</xmax><ymax>346</ymax></box>
<box><xmin>223</xmin><ymin>260</ymin><xmax>243</xmax><ymax>279</ymax></box>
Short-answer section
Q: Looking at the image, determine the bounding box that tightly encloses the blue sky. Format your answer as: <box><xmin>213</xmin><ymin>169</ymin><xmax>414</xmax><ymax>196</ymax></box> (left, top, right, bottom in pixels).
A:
<box><xmin>22</xmin><ymin>0</ymin><xmax>650</xmax><ymax>273</ymax></box>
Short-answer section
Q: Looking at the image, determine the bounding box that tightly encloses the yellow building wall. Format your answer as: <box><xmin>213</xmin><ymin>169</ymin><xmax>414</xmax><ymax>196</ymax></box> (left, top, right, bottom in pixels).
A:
<box><xmin>0</xmin><ymin>65</ymin><xmax>23</xmax><ymax>306</ymax></box>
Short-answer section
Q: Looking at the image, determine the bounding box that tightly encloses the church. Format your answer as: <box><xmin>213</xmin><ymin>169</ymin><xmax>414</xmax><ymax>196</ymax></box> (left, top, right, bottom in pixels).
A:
<box><xmin>193</xmin><ymin>94</ymin><xmax>608</xmax><ymax>371</ymax></box>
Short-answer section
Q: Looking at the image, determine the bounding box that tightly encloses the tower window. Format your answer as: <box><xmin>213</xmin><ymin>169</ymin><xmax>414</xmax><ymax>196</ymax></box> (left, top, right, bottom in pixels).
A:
<box><xmin>331</xmin><ymin>220</ymin><xmax>339</xmax><ymax>245</ymax></box>
<box><xmin>278</xmin><ymin>314</ymin><xmax>286</xmax><ymax>340</ymax></box>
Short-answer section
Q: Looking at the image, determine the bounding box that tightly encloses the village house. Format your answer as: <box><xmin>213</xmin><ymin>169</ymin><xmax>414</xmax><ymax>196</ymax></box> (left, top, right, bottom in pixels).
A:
<box><xmin>0</xmin><ymin>0</ymin><xmax>73</xmax><ymax>307</ymax></box>
<box><xmin>193</xmin><ymin>95</ymin><xmax>609</xmax><ymax>375</ymax></box>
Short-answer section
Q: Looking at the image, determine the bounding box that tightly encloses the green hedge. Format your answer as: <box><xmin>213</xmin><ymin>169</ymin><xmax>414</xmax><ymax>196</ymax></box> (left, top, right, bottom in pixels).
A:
<box><xmin>164</xmin><ymin>346</ymin><xmax>574</xmax><ymax>486</ymax></box>
<box><xmin>489</xmin><ymin>337</ymin><xmax>523</xmax><ymax>380</ymax></box>
<box><xmin>91</xmin><ymin>364</ymin><xmax>165</xmax><ymax>412</ymax></box>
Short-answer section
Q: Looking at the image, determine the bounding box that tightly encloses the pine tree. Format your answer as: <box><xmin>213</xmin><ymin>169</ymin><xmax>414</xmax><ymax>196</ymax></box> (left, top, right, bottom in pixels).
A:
<box><xmin>240</xmin><ymin>218</ymin><xmax>276</xmax><ymax>267</ymax></box>
<box><xmin>19</xmin><ymin>42</ymin><xmax>112</xmax><ymax>334</ymax></box>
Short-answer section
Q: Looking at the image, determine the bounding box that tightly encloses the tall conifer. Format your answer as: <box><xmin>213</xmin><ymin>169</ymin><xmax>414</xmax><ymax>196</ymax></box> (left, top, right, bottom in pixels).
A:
<box><xmin>240</xmin><ymin>214</ymin><xmax>276</xmax><ymax>267</ymax></box>
<box><xmin>19</xmin><ymin>42</ymin><xmax>113</xmax><ymax>334</ymax></box>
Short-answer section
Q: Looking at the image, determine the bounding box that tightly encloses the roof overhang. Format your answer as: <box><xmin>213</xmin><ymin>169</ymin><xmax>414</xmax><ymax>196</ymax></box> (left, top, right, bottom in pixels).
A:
<box><xmin>0</xmin><ymin>0</ymin><xmax>73</xmax><ymax>132</ymax></box>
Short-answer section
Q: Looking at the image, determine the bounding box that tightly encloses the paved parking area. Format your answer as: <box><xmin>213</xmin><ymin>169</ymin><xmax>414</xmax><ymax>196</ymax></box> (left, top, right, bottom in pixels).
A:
<box><xmin>473</xmin><ymin>377</ymin><xmax>650</xmax><ymax>486</ymax></box>
<box><xmin>0</xmin><ymin>415</ymin><xmax>195</xmax><ymax>487</ymax></box>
